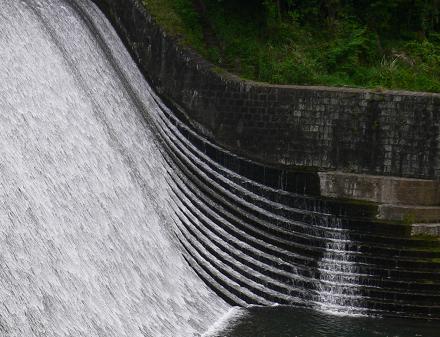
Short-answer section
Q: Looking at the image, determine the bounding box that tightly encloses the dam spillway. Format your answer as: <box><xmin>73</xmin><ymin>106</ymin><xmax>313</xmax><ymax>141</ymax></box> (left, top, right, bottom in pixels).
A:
<box><xmin>1</xmin><ymin>0</ymin><xmax>440</xmax><ymax>336</ymax></box>
<box><xmin>0</xmin><ymin>0</ymin><xmax>227</xmax><ymax>335</ymax></box>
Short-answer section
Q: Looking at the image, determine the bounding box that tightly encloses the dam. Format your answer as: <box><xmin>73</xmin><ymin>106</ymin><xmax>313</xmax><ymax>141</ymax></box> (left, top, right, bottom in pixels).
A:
<box><xmin>0</xmin><ymin>0</ymin><xmax>440</xmax><ymax>336</ymax></box>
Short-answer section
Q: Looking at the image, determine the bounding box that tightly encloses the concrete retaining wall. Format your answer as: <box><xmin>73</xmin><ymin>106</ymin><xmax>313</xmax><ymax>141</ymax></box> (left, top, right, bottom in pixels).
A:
<box><xmin>91</xmin><ymin>0</ymin><xmax>440</xmax><ymax>180</ymax></box>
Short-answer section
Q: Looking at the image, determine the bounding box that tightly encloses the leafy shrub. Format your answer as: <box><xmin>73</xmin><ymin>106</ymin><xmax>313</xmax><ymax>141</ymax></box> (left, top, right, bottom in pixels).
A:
<box><xmin>143</xmin><ymin>0</ymin><xmax>440</xmax><ymax>92</ymax></box>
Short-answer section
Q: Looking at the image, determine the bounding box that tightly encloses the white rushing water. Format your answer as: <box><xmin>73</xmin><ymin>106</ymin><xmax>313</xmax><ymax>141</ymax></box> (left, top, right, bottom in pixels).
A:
<box><xmin>0</xmin><ymin>0</ymin><xmax>229</xmax><ymax>336</ymax></box>
<box><xmin>315</xmin><ymin>219</ymin><xmax>365</xmax><ymax>317</ymax></box>
<box><xmin>201</xmin><ymin>307</ymin><xmax>248</xmax><ymax>337</ymax></box>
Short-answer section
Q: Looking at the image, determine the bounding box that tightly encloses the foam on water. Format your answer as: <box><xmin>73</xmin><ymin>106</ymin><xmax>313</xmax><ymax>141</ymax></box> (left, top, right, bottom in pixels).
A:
<box><xmin>201</xmin><ymin>307</ymin><xmax>248</xmax><ymax>337</ymax></box>
<box><xmin>0</xmin><ymin>0</ymin><xmax>229</xmax><ymax>335</ymax></box>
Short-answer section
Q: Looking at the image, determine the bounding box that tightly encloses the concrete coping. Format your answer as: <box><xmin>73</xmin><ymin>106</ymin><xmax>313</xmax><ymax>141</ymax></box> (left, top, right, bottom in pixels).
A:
<box><xmin>411</xmin><ymin>223</ymin><xmax>440</xmax><ymax>237</ymax></box>
<box><xmin>319</xmin><ymin>171</ymin><xmax>440</xmax><ymax>206</ymax></box>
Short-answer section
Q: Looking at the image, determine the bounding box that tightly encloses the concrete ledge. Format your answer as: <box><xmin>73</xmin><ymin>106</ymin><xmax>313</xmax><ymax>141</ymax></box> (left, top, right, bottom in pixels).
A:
<box><xmin>319</xmin><ymin>171</ymin><xmax>440</xmax><ymax>206</ymax></box>
<box><xmin>378</xmin><ymin>204</ymin><xmax>440</xmax><ymax>222</ymax></box>
<box><xmin>411</xmin><ymin>223</ymin><xmax>440</xmax><ymax>237</ymax></box>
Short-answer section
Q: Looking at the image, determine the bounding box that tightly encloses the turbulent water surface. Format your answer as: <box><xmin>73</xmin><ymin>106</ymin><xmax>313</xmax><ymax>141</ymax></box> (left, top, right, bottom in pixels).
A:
<box><xmin>0</xmin><ymin>0</ymin><xmax>229</xmax><ymax>336</ymax></box>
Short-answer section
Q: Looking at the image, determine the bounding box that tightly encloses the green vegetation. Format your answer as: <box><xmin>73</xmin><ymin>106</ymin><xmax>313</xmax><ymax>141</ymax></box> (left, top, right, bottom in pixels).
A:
<box><xmin>143</xmin><ymin>0</ymin><xmax>440</xmax><ymax>92</ymax></box>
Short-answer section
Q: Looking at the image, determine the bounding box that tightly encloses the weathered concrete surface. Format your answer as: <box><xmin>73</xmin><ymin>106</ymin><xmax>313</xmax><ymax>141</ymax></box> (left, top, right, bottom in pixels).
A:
<box><xmin>319</xmin><ymin>171</ymin><xmax>440</xmax><ymax>206</ymax></box>
<box><xmin>90</xmin><ymin>0</ymin><xmax>440</xmax><ymax>180</ymax></box>
<box><xmin>318</xmin><ymin>171</ymin><xmax>440</xmax><ymax>222</ymax></box>
<box><xmin>411</xmin><ymin>223</ymin><xmax>440</xmax><ymax>237</ymax></box>
<box><xmin>379</xmin><ymin>204</ymin><xmax>440</xmax><ymax>222</ymax></box>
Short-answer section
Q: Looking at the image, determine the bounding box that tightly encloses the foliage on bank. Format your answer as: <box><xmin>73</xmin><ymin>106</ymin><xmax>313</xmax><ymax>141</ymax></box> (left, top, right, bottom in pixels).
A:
<box><xmin>143</xmin><ymin>0</ymin><xmax>440</xmax><ymax>92</ymax></box>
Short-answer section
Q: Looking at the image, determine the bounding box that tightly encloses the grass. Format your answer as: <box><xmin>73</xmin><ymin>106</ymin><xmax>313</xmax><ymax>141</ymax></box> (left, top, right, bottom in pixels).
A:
<box><xmin>142</xmin><ymin>0</ymin><xmax>440</xmax><ymax>92</ymax></box>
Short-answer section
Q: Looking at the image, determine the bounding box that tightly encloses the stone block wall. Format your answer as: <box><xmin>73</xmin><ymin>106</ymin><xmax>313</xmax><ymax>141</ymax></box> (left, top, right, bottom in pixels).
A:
<box><xmin>92</xmin><ymin>0</ymin><xmax>440</xmax><ymax>179</ymax></box>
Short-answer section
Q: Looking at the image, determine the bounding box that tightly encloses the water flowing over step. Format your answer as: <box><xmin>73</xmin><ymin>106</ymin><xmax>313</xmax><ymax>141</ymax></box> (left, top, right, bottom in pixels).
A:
<box><xmin>0</xmin><ymin>0</ymin><xmax>228</xmax><ymax>335</ymax></box>
<box><xmin>146</xmin><ymin>50</ymin><xmax>440</xmax><ymax>319</ymax></box>
<box><xmin>157</xmin><ymin>110</ymin><xmax>440</xmax><ymax>318</ymax></box>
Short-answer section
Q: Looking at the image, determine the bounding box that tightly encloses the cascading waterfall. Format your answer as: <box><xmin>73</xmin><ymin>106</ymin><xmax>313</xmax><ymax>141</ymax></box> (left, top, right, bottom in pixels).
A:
<box><xmin>0</xmin><ymin>0</ymin><xmax>229</xmax><ymax>335</ymax></box>
<box><xmin>316</xmin><ymin>219</ymin><xmax>365</xmax><ymax>316</ymax></box>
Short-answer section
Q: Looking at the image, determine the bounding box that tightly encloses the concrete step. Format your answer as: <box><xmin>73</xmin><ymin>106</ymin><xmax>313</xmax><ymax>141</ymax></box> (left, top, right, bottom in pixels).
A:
<box><xmin>378</xmin><ymin>204</ymin><xmax>440</xmax><ymax>223</ymax></box>
<box><xmin>319</xmin><ymin>171</ymin><xmax>440</xmax><ymax>206</ymax></box>
<box><xmin>411</xmin><ymin>223</ymin><xmax>440</xmax><ymax>237</ymax></box>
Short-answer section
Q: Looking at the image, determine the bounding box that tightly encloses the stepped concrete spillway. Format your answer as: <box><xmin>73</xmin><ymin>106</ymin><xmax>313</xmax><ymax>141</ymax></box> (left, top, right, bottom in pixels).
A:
<box><xmin>1</xmin><ymin>0</ymin><xmax>440</xmax><ymax>336</ymax></box>
<box><xmin>0</xmin><ymin>0</ymin><xmax>227</xmax><ymax>335</ymax></box>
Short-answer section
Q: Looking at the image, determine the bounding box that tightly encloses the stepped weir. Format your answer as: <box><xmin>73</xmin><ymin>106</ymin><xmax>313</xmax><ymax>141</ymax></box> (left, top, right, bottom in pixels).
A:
<box><xmin>1</xmin><ymin>0</ymin><xmax>440</xmax><ymax>336</ymax></box>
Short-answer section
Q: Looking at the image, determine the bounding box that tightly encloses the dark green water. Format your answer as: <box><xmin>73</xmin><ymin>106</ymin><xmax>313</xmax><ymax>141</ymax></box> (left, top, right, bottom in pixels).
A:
<box><xmin>206</xmin><ymin>306</ymin><xmax>440</xmax><ymax>337</ymax></box>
